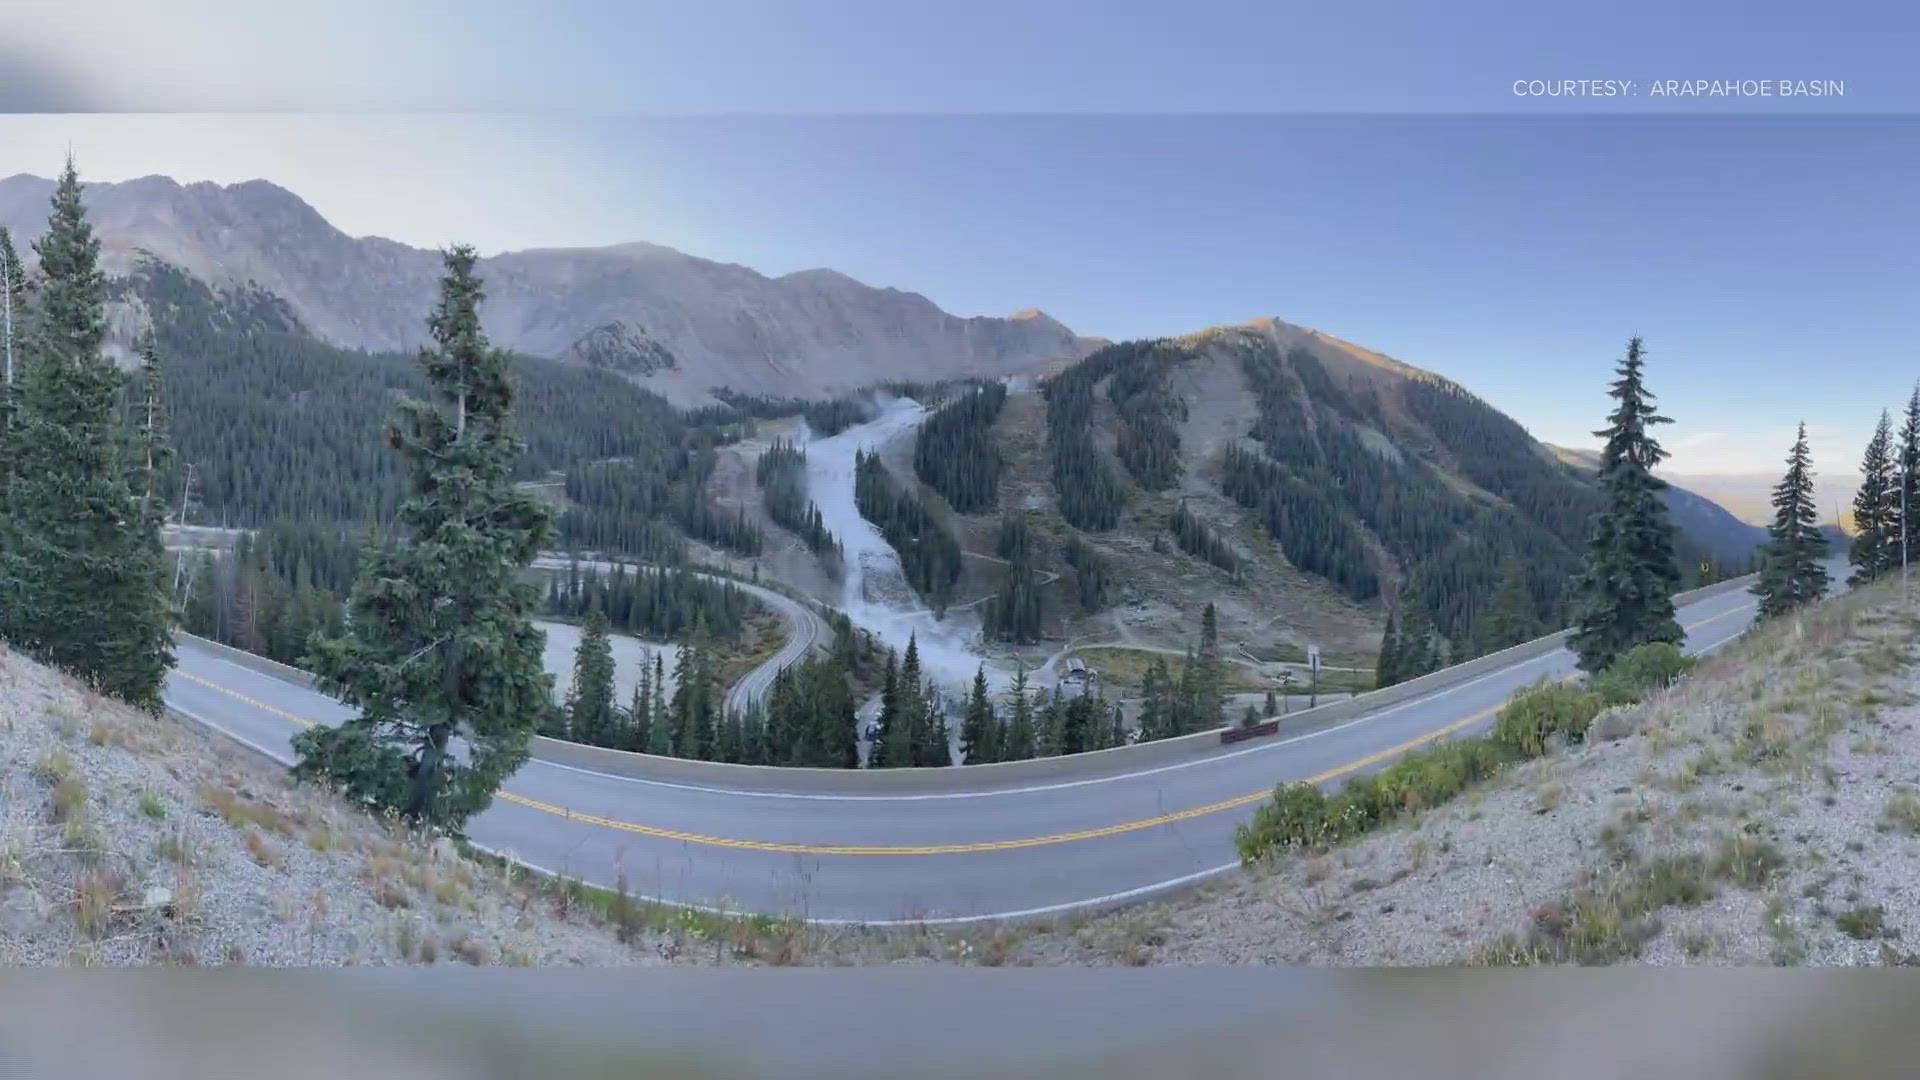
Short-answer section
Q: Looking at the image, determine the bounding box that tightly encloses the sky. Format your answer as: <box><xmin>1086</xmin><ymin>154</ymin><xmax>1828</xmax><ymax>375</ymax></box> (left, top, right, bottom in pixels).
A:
<box><xmin>3</xmin><ymin>0</ymin><xmax>1917</xmax><ymax>477</ymax></box>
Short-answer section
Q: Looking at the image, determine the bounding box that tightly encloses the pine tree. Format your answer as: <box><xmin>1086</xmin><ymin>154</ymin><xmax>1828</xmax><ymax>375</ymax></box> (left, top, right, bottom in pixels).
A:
<box><xmin>566</xmin><ymin>607</ymin><xmax>617</xmax><ymax>746</ymax></box>
<box><xmin>1753</xmin><ymin>422</ymin><xmax>1831</xmax><ymax>619</ymax></box>
<box><xmin>1851</xmin><ymin>410</ymin><xmax>1896</xmax><ymax>586</ymax></box>
<box><xmin>1569</xmin><ymin>337</ymin><xmax>1684</xmax><ymax>672</ymax></box>
<box><xmin>1058</xmin><ymin>694</ymin><xmax>1096</xmax><ymax>755</ymax></box>
<box><xmin>1391</xmin><ymin>606</ymin><xmax>1442</xmax><ymax>682</ymax></box>
<box><xmin>899</xmin><ymin>635</ymin><xmax>929</xmax><ymax>765</ymax></box>
<box><xmin>959</xmin><ymin>666</ymin><xmax>998</xmax><ymax>765</ymax></box>
<box><xmin>628</xmin><ymin>666</ymin><xmax>652</xmax><ymax>753</ymax></box>
<box><xmin>1896</xmin><ymin>386</ymin><xmax>1920</xmax><ymax>576</ymax></box>
<box><xmin>686</xmin><ymin>636</ymin><xmax>715</xmax><ymax>760</ymax></box>
<box><xmin>1138</xmin><ymin>656</ymin><xmax>1174</xmax><ymax>740</ymax></box>
<box><xmin>921</xmin><ymin>692</ymin><xmax>953</xmax><ymax>767</ymax></box>
<box><xmin>646</xmin><ymin>653</ymin><xmax>671</xmax><ymax>754</ymax></box>
<box><xmin>1374</xmin><ymin>611</ymin><xmax>1403</xmax><ymax>689</ymax></box>
<box><xmin>1035</xmin><ymin>690</ymin><xmax>1063</xmax><ymax>756</ymax></box>
<box><xmin>1195</xmin><ymin>602</ymin><xmax>1224</xmax><ymax>731</ymax></box>
<box><xmin>1474</xmin><ymin>559</ymin><xmax>1537</xmax><ymax>655</ymax></box>
<box><xmin>716</xmin><ymin>708</ymin><xmax>742</xmax><ymax>763</ymax></box>
<box><xmin>0</xmin><ymin>223</ymin><xmax>27</xmax><ymax>480</ymax></box>
<box><xmin>878</xmin><ymin>651</ymin><xmax>913</xmax><ymax>768</ymax></box>
<box><xmin>669</xmin><ymin>641</ymin><xmax>697</xmax><ymax>755</ymax></box>
<box><xmin>291</xmin><ymin>246</ymin><xmax>555</xmax><ymax>829</ymax></box>
<box><xmin>645</xmin><ymin>681</ymin><xmax>674</xmax><ymax>756</ymax></box>
<box><xmin>1002</xmin><ymin>666</ymin><xmax>1036</xmax><ymax>761</ymax></box>
<box><xmin>1175</xmin><ymin>645</ymin><xmax>1199</xmax><ymax>734</ymax></box>
<box><xmin>0</xmin><ymin>158</ymin><xmax>173</xmax><ymax>707</ymax></box>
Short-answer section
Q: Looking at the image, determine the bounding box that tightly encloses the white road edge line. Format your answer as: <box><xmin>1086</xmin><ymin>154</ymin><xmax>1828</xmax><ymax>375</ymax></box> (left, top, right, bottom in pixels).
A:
<box><xmin>172</xmin><ymin>682</ymin><xmax>1241</xmax><ymax>925</ymax></box>
<box><xmin>169</xmin><ymin>586</ymin><xmax>1761</xmax><ymax>805</ymax></box>
<box><xmin>164</xmin><ymin>591</ymin><xmax>1773</xmax><ymax>926</ymax></box>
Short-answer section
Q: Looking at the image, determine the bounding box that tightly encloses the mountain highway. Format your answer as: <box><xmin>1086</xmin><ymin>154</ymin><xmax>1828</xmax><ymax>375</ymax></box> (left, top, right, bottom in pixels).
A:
<box><xmin>525</xmin><ymin>556</ymin><xmax>830</xmax><ymax>715</ymax></box>
<box><xmin>163</xmin><ymin>575</ymin><xmax>1802</xmax><ymax>924</ymax></box>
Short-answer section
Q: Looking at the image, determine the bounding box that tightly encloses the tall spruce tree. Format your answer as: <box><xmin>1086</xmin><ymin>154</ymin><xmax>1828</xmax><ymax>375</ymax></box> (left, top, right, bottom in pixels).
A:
<box><xmin>645</xmin><ymin>663</ymin><xmax>674</xmax><ymax>756</ymax></box>
<box><xmin>1138</xmin><ymin>655</ymin><xmax>1174</xmax><ymax>740</ymax></box>
<box><xmin>959</xmin><ymin>666</ymin><xmax>997</xmax><ymax>765</ymax></box>
<box><xmin>669</xmin><ymin>641</ymin><xmax>698</xmax><ymax>756</ymax></box>
<box><xmin>628</xmin><ymin>665</ymin><xmax>652</xmax><ymax>752</ymax></box>
<box><xmin>1374</xmin><ymin>611</ymin><xmax>1403</xmax><ymax>689</ymax></box>
<box><xmin>1194</xmin><ymin>602</ymin><xmax>1224</xmax><ymax>731</ymax></box>
<box><xmin>921</xmin><ymin>691</ymin><xmax>953</xmax><ymax>767</ymax></box>
<box><xmin>1850</xmin><ymin>410</ymin><xmax>1896</xmax><ymax>586</ymax></box>
<box><xmin>566</xmin><ymin>607</ymin><xmax>617</xmax><ymax>746</ymax></box>
<box><xmin>1753</xmin><ymin>422</ymin><xmax>1830</xmax><ymax>619</ymax></box>
<box><xmin>1899</xmin><ymin>386</ymin><xmax>1920</xmax><ymax>572</ymax></box>
<box><xmin>878</xmin><ymin>651</ymin><xmax>913</xmax><ymax>768</ymax></box>
<box><xmin>1399</xmin><ymin>606</ymin><xmax>1442</xmax><ymax>681</ymax></box>
<box><xmin>291</xmin><ymin>246</ymin><xmax>555</xmax><ymax>829</ymax></box>
<box><xmin>0</xmin><ymin>224</ymin><xmax>26</xmax><ymax>468</ymax></box>
<box><xmin>1002</xmin><ymin>666</ymin><xmax>1037</xmax><ymax>761</ymax></box>
<box><xmin>1035</xmin><ymin>690</ymin><xmax>1063</xmax><ymax>757</ymax></box>
<box><xmin>0</xmin><ymin>159</ymin><xmax>173</xmax><ymax>707</ymax></box>
<box><xmin>1473</xmin><ymin>559</ymin><xmax>1537</xmax><ymax>655</ymax></box>
<box><xmin>1569</xmin><ymin>337</ymin><xmax>1683</xmax><ymax>672</ymax></box>
<box><xmin>1174</xmin><ymin>645</ymin><xmax>1199</xmax><ymax>734</ymax></box>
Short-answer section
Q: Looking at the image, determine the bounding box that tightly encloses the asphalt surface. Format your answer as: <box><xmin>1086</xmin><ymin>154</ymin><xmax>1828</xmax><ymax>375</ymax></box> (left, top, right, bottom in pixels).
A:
<box><xmin>161</xmin><ymin>573</ymin><xmax>1811</xmax><ymax>924</ymax></box>
<box><xmin>526</xmin><ymin>555</ymin><xmax>828</xmax><ymax>714</ymax></box>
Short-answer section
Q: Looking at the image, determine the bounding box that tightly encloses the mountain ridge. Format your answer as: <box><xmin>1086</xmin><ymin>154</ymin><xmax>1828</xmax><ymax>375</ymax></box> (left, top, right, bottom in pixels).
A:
<box><xmin>0</xmin><ymin>172</ymin><xmax>1097</xmax><ymax>401</ymax></box>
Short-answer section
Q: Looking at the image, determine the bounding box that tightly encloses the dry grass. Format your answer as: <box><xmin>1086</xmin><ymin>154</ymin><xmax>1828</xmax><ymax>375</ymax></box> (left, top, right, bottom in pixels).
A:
<box><xmin>0</xmin><ymin>644</ymin><xmax>733</xmax><ymax>967</ymax></box>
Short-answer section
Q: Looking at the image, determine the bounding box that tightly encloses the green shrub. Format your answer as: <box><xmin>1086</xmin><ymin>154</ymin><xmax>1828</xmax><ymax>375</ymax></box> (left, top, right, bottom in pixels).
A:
<box><xmin>1493</xmin><ymin>678</ymin><xmax>1604</xmax><ymax>757</ymax></box>
<box><xmin>1235</xmin><ymin>784</ymin><xmax>1335</xmax><ymax>863</ymax></box>
<box><xmin>1591</xmin><ymin>642</ymin><xmax>1694</xmax><ymax>706</ymax></box>
<box><xmin>1235</xmin><ymin>737</ymin><xmax>1518</xmax><ymax>864</ymax></box>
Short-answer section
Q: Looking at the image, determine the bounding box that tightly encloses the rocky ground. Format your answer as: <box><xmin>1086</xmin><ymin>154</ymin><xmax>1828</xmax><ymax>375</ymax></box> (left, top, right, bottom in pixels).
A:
<box><xmin>913</xmin><ymin>578</ymin><xmax>1920</xmax><ymax>967</ymax></box>
<box><xmin>0</xmin><ymin>641</ymin><xmax>759</xmax><ymax>967</ymax></box>
<box><xmin>12</xmin><ymin>579</ymin><xmax>1914</xmax><ymax>969</ymax></box>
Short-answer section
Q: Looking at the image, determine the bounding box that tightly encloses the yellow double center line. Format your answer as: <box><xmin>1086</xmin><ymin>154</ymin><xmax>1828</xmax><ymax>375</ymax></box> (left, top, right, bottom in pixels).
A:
<box><xmin>173</xmin><ymin>605</ymin><xmax>1747</xmax><ymax>856</ymax></box>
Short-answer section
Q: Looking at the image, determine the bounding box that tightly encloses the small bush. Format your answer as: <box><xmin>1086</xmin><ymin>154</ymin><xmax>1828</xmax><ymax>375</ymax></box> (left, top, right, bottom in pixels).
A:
<box><xmin>1235</xmin><ymin>737</ymin><xmax>1516</xmax><ymax>864</ymax></box>
<box><xmin>1712</xmin><ymin>834</ymin><xmax>1787</xmax><ymax>890</ymax></box>
<box><xmin>1591</xmin><ymin>642</ymin><xmax>1694</xmax><ymax>706</ymax></box>
<box><xmin>1884</xmin><ymin>790</ymin><xmax>1920</xmax><ymax>834</ymax></box>
<box><xmin>1493</xmin><ymin>679</ymin><xmax>1604</xmax><ymax>757</ymax></box>
<box><xmin>50</xmin><ymin>775</ymin><xmax>88</xmax><ymax>824</ymax></box>
<box><xmin>1837</xmin><ymin>905</ymin><xmax>1891</xmax><ymax>940</ymax></box>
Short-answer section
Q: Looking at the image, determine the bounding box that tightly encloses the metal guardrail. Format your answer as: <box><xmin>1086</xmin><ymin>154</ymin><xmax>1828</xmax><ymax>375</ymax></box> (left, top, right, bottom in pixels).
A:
<box><xmin>175</xmin><ymin>572</ymin><xmax>1759</xmax><ymax>794</ymax></box>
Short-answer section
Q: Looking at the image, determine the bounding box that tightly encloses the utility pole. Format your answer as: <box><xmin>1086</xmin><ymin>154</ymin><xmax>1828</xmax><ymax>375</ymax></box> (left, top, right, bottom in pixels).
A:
<box><xmin>1308</xmin><ymin>644</ymin><xmax>1321</xmax><ymax>710</ymax></box>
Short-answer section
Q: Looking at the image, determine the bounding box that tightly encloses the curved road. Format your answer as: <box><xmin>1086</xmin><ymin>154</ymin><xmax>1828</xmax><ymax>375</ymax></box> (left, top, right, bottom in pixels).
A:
<box><xmin>160</xmin><ymin>572</ymin><xmax>1816</xmax><ymax>924</ymax></box>
<box><xmin>527</xmin><ymin>556</ymin><xmax>829</xmax><ymax>714</ymax></box>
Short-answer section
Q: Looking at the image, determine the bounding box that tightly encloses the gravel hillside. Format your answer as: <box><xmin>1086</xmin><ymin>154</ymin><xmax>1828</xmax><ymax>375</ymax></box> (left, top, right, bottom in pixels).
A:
<box><xmin>0</xmin><ymin>642</ymin><xmax>732</xmax><ymax>967</ymax></box>
<box><xmin>923</xmin><ymin>579</ymin><xmax>1920</xmax><ymax>967</ymax></box>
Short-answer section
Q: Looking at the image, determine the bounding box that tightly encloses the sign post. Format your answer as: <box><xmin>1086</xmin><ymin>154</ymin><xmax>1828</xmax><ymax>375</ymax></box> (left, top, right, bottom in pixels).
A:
<box><xmin>1308</xmin><ymin>645</ymin><xmax>1321</xmax><ymax>709</ymax></box>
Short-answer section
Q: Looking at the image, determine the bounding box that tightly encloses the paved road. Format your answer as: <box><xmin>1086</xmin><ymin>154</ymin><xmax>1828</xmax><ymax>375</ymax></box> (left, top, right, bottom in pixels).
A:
<box><xmin>527</xmin><ymin>556</ymin><xmax>829</xmax><ymax>714</ymax></box>
<box><xmin>163</xmin><ymin>573</ymin><xmax>1815</xmax><ymax>923</ymax></box>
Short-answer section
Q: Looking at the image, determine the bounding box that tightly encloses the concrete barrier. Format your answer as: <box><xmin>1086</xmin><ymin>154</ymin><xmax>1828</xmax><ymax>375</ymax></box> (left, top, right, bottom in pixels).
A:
<box><xmin>177</xmin><ymin>632</ymin><xmax>317</xmax><ymax>689</ymax></box>
<box><xmin>178</xmin><ymin>573</ymin><xmax>1758</xmax><ymax>795</ymax></box>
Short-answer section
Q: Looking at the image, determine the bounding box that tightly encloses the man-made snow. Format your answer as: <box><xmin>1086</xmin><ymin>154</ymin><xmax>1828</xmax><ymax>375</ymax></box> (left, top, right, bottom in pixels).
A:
<box><xmin>801</xmin><ymin>396</ymin><xmax>1008</xmax><ymax>699</ymax></box>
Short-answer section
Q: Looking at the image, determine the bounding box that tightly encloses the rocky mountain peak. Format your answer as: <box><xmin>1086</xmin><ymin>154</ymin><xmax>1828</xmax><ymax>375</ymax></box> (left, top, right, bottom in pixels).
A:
<box><xmin>0</xmin><ymin>172</ymin><xmax>1098</xmax><ymax>399</ymax></box>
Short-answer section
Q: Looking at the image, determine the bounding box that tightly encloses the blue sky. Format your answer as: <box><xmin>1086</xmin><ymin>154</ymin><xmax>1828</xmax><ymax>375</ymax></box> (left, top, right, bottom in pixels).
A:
<box><xmin>3</xmin><ymin>1</ymin><xmax>1917</xmax><ymax>475</ymax></box>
